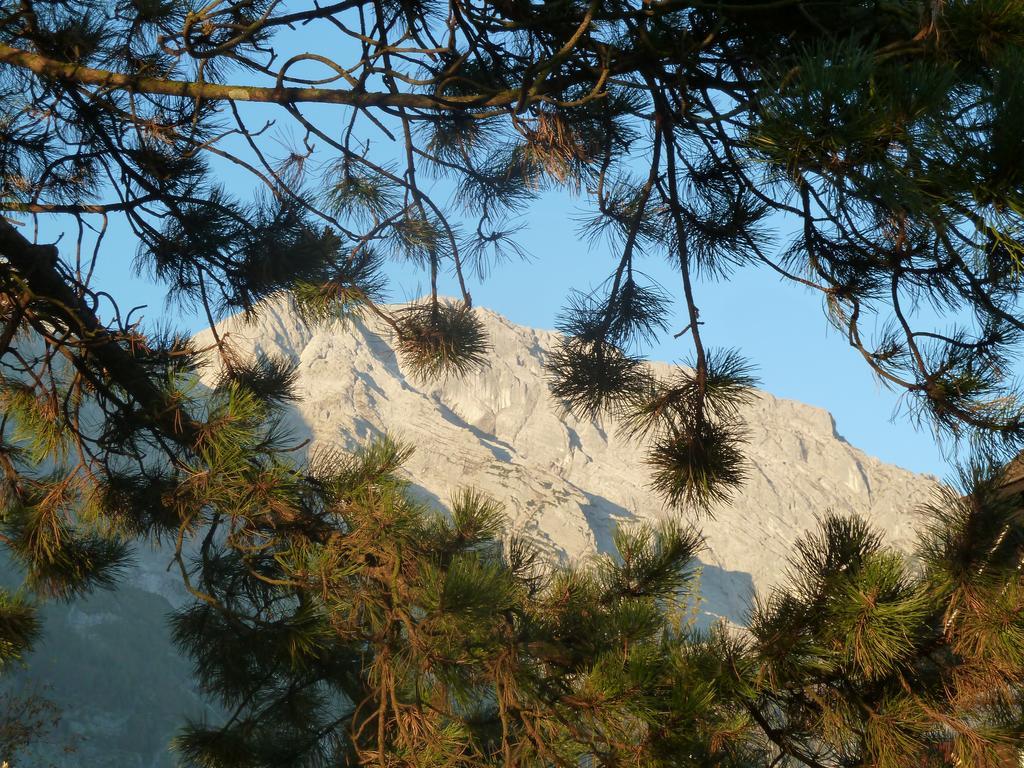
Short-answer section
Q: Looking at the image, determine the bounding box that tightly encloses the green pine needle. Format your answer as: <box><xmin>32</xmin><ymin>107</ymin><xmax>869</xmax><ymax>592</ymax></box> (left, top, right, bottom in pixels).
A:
<box><xmin>395</xmin><ymin>301</ymin><xmax>490</xmax><ymax>381</ymax></box>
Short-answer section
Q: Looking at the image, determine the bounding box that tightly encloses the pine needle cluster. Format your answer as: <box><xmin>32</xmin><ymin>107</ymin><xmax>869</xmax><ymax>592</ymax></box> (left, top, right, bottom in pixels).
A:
<box><xmin>4</xmin><ymin>0</ymin><xmax>1024</xmax><ymax>765</ymax></box>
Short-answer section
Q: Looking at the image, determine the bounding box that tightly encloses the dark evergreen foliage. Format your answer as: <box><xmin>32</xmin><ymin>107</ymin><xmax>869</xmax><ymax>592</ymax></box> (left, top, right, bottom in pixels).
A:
<box><xmin>2</xmin><ymin>0</ymin><xmax>1024</xmax><ymax>764</ymax></box>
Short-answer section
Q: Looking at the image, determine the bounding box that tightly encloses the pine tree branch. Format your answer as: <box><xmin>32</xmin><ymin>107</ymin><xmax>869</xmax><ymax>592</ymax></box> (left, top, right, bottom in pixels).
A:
<box><xmin>0</xmin><ymin>42</ymin><xmax>529</xmax><ymax>110</ymax></box>
<box><xmin>0</xmin><ymin>218</ymin><xmax>199</xmax><ymax>443</ymax></box>
<box><xmin>741</xmin><ymin>700</ymin><xmax>829</xmax><ymax>768</ymax></box>
<box><xmin>0</xmin><ymin>197</ymin><xmax>159</xmax><ymax>215</ymax></box>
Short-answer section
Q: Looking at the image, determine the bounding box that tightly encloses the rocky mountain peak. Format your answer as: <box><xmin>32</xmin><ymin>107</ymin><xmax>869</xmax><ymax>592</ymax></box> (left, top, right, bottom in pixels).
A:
<box><xmin>1</xmin><ymin>297</ymin><xmax>941</xmax><ymax>768</ymax></box>
<box><xmin>196</xmin><ymin>295</ymin><xmax>939</xmax><ymax>621</ymax></box>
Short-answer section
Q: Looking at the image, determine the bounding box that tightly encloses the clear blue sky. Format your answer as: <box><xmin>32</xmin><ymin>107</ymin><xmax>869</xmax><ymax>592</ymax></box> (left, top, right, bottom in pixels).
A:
<box><xmin>50</xmin><ymin>19</ymin><xmax>963</xmax><ymax>481</ymax></box>
<box><xmin>389</xmin><ymin>190</ymin><xmax>953</xmax><ymax>479</ymax></box>
<box><xmin>77</xmin><ymin>175</ymin><xmax>953</xmax><ymax>480</ymax></box>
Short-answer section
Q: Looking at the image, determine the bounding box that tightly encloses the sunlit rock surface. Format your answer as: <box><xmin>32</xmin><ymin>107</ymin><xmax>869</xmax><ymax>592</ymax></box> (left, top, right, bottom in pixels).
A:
<box><xmin>2</xmin><ymin>297</ymin><xmax>940</xmax><ymax>766</ymax></box>
<box><xmin>195</xmin><ymin>297</ymin><xmax>938</xmax><ymax>607</ymax></box>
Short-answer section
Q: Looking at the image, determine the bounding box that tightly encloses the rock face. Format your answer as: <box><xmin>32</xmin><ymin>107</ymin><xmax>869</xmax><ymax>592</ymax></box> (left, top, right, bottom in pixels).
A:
<box><xmin>2</xmin><ymin>297</ymin><xmax>940</xmax><ymax>766</ymax></box>
<box><xmin>193</xmin><ymin>297</ymin><xmax>938</xmax><ymax>618</ymax></box>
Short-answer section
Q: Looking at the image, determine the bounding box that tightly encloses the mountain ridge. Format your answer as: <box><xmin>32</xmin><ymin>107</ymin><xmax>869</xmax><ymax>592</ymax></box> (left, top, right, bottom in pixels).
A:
<box><xmin>1</xmin><ymin>296</ymin><xmax>941</xmax><ymax>767</ymax></box>
<box><xmin>194</xmin><ymin>296</ymin><xmax>939</xmax><ymax>596</ymax></box>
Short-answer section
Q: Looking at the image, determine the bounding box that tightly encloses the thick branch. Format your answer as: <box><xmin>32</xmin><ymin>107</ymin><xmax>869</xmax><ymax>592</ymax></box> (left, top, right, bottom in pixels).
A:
<box><xmin>0</xmin><ymin>43</ymin><xmax>525</xmax><ymax>110</ymax></box>
<box><xmin>0</xmin><ymin>218</ymin><xmax>199</xmax><ymax>443</ymax></box>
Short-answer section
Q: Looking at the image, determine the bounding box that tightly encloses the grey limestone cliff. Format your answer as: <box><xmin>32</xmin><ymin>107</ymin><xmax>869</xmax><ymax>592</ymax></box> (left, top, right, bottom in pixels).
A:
<box><xmin>2</xmin><ymin>298</ymin><xmax>941</xmax><ymax>766</ymax></box>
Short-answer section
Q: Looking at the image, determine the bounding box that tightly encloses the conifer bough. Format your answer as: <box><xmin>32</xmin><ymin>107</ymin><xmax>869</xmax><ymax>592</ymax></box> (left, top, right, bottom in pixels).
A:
<box><xmin>2</xmin><ymin>0</ymin><xmax>1024</xmax><ymax>765</ymax></box>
